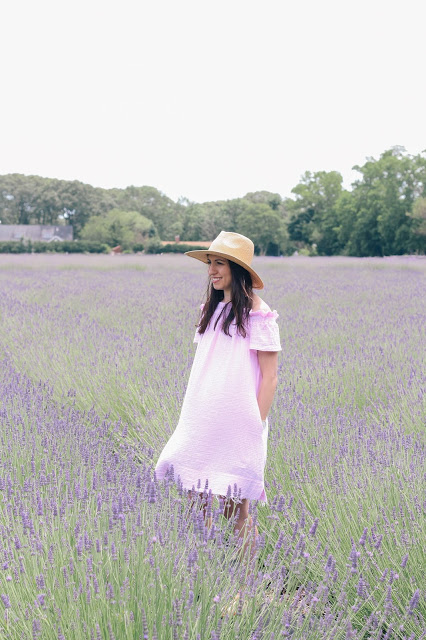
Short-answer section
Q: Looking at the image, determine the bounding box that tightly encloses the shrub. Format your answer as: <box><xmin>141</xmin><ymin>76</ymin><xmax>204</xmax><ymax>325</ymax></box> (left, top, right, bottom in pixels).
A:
<box><xmin>0</xmin><ymin>241</ymin><xmax>28</xmax><ymax>253</ymax></box>
<box><xmin>31</xmin><ymin>241</ymin><xmax>109</xmax><ymax>253</ymax></box>
<box><xmin>131</xmin><ymin>243</ymin><xmax>146</xmax><ymax>253</ymax></box>
<box><xmin>159</xmin><ymin>243</ymin><xmax>208</xmax><ymax>254</ymax></box>
<box><xmin>144</xmin><ymin>238</ymin><xmax>164</xmax><ymax>254</ymax></box>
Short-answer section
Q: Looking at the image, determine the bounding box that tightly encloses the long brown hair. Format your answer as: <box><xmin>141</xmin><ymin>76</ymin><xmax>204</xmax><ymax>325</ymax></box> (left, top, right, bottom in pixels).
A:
<box><xmin>197</xmin><ymin>260</ymin><xmax>254</xmax><ymax>338</ymax></box>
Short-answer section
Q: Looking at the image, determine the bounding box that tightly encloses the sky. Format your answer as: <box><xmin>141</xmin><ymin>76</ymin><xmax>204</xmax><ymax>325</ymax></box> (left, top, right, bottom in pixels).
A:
<box><xmin>1</xmin><ymin>0</ymin><xmax>425</xmax><ymax>204</ymax></box>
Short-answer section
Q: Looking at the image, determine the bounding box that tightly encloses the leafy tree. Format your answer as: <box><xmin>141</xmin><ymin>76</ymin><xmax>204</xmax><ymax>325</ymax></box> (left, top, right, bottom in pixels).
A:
<box><xmin>0</xmin><ymin>174</ymin><xmax>41</xmax><ymax>224</ymax></box>
<box><xmin>111</xmin><ymin>186</ymin><xmax>184</xmax><ymax>240</ymax></box>
<box><xmin>236</xmin><ymin>203</ymin><xmax>288</xmax><ymax>255</ymax></box>
<box><xmin>218</xmin><ymin>198</ymin><xmax>251</xmax><ymax>231</ymax></box>
<box><xmin>332</xmin><ymin>191</ymin><xmax>358</xmax><ymax>255</ymax></box>
<box><xmin>180</xmin><ymin>196</ymin><xmax>288</xmax><ymax>245</ymax></box>
<box><xmin>2</xmin><ymin>149</ymin><xmax>425</xmax><ymax>256</ymax></box>
<box><xmin>286</xmin><ymin>171</ymin><xmax>343</xmax><ymax>254</ymax></box>
<box><xmin>180</xmin><ymin>204</ymin><xmax>206</xmax><ymax>241</ymax></box>
<box><xmin>0</xmin><ymin>174</ymin><xmax>115</xmax><ymax>236</ymax></box>
<box><xmin>58</xmin><ymin>181</ymin><xmax>115</xmax><ymax>237</ymax></box>
<box><xmin>181</xmin><ymin>200</ymin><xmax>243</xmax><ymax>241</ymax></box>
<box><xmin>243</xmin><ymin>191</ymin><xmax>284</xmax><ymax>212</ymax></box>
<box><xmin>80</xmin><ymin>209</ymin><xmax>157</xmax><ymax>249</ymax></box>
<box><xmin>195</xmin><ymin>202</ymin><xmax>234</xmax><ymax>240</ymax></box>
<box><xmin>287</xmin><ymin>207</ymin><xmax>315</xmax><ymax>245</ymax></box>
<box><xmin>406</xmin><ymin>197</ymin><xmax>426</xmax><ymax>252</ymax></box>
<box><xmin>408</xmin><ymin>197</ymin><xmax>426</xmax><ymax>235</ymax></box>
<box><xmin>349</xmin><ymin>148</ymin><xmax>426</xmax><ymax>255</ymax></box>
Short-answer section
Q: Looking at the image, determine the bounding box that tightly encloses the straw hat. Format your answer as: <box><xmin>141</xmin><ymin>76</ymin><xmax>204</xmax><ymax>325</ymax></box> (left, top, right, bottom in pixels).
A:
<box><xmin>185</xmin><ymin>231</ymin><xmax>264</xmax><ymax>290</ymax></box>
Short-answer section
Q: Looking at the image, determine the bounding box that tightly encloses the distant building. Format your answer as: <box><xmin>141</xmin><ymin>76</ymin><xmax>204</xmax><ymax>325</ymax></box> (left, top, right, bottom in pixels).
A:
<box><xmin>0</xmin><ymin>225</ymin><xmax>73</xmax><ymax>242</ymax></box>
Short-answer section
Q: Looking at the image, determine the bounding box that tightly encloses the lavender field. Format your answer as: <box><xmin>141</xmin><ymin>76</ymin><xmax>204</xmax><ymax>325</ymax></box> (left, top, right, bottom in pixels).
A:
<box><xmin>0</xmin><ymin>254</ymin><xmax>425</xmax><ymax>640</ymax></box>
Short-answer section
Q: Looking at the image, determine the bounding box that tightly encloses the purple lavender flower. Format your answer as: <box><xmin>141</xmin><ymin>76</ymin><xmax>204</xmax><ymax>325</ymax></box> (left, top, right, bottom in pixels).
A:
<box><xmin>148</xmin><ymin>481</ymin><xmax>157</xmax><ymax>504</ymax></box>
<box><xmin>309</xmin><ymin>518</ymin><xmax>318</xmax><ymax>536</ymax></box>
<box><xmin>408</xmin><ymin>589</ymin><xmax>420</xmax><ymax>615</ymax></box>
<box><xmin>106</xmin><ymin>583</ymin><xmax>114</xmax><ymax>601</ymax></box>
<box><xmin>32</xmin><ymin>618</ymin><xmax>41</xmax><ymax>639</ymax></box>
<box><xmin>107</xmin><ymin>621</ymin><xmax>115</xmax><ymax>640</ymax></box>
<box><xmin>77</xmin><ymin>537</ymin><xmax>83</xmax><ymax>559</ymax></box>
<box><xmin>36</xmin><ymin>574</ymin><xmax>45</xmax><ymax>589</ymax></box>
<box><xmin>374</xmin><ymin>534</ymin><xmax>383</xmax><ymax>550</ymax></box>
<box><xmin>359</xmin><ymin>527</ymin><xmax>367</xmax><ymax>546</ymax></box>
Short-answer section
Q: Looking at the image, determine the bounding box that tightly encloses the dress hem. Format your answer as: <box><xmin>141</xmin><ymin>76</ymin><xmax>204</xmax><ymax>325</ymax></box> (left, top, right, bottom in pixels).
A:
<box><xmin>158</xmin><ymin>464</ymin><xmax>268</xmax><ymax>505</ymax></box>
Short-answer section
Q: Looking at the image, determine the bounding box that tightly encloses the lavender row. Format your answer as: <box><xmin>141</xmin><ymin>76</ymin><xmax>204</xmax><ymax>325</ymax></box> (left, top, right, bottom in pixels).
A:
<box><xmin>0</xmin><ymin>254</ymin><xmax>424</xmax><ymax>638</ymax></box>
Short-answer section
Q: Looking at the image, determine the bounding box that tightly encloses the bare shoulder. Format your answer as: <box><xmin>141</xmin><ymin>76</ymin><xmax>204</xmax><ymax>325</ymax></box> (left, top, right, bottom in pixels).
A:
<box><xmin>251</xmin><ymin>294</ymin><xmax>271</xmax><ymax>312</ymax></box>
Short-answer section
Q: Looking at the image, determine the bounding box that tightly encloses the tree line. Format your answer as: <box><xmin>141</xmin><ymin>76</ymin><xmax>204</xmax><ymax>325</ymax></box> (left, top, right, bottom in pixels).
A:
<box><xmin>0</xmin><ymin>146</ymin><xmax>425</xmax><ymax>256</ymax></box>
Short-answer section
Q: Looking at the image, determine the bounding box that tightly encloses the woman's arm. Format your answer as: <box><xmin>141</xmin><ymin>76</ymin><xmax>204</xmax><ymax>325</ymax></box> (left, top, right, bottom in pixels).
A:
<box><xmin>257</xmin><ymin>350</ymin><xmax>279</xmax><ymax>421</ymax></box>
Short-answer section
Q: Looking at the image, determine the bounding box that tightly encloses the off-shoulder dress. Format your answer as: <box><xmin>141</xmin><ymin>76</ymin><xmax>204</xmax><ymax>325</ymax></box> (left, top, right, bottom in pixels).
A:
<box><xmin>154</xmin><ymin>300</ymin><xmax>281</xmax><ymax>504</ymax></box>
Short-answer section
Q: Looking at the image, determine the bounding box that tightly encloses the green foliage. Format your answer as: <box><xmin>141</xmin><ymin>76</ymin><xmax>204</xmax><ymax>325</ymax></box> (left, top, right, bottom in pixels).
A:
<box><xmin>0</xmin><ymin>176</ymin><xmax>176</xmax><ymax>239</ymax></box>
<box><xmin>0</xmin><ymin>174</ymin><xmax>115</xmax><ymax>236</ymax></box>
<box><xmin>181</xmin><ymin>200</ymin><xmax>238</xmax><ymax>241</ymax></box>
<box><xmin>179</xmin><ymin>194</ymin><xmax>289</xmax><ymax>252</ymax></box>
<box><xmin>143</xmin><ymin>241</ymin><xmax>210</xmax><ymax>254</ymax></box>
<box><xmin>243</xmin><ymin>190</ymin><xmax>285</xmax><ymax>213</ymax></box>
<box><xmin>348</xmin><ymin>147</ymin><xmax>426</xmax><ymax>256</ymax></box>
<box><xmin>144</xmin><ymin>238</ymin><xmax>164</xmax><ymax>254</ymax></box>
<box><xmin>0</xmin><ymin>240</ymin><xmax>109</xmax><ymax>253</ymax></box>
<box><xmin>80</xmin><ymin>209</ymin><xmax>157</xmax><ymax>250</ymax></box>
<box><xmin>159</xmin><ymin>243</ymin><xmax>211</xmax><ymax>253</ymax></box>
<box><xmin>286</xmin><ymin>170</ymin><xmax>344</xmax><ymax>254</ymax></box>
<box><xmin>332</xmin><ymin>191</ymin><xmax>358</xmax><ymax>255</ymax></box>
<box><xmin>32</xmin><ymin>241</ymin><xmax>109</xmax><ymax>253</ymax></box>
<box><xmin>1</xmin><ymin>147</ymin><xmax>425</xmax><ymax>256</ymax></box>
<box><xmin>0</xmin><ymin>240</ymin><xmax>27</xmax><ymax>253</ymax></box>
<box><xmin>236</xmin><ymin>203</ymin><xmax>288</xmax><ymax>255</ymax></box>
<box><xmin>286</xmin><ymin>149</ymin><xmax>426</xmax><ymax>256</ymax></box>
<box><xmin>110</xmin><ymin>185</ymin><xmax>184</xmax><ymax>239</ymax></box>
<box><xmin>403</xmin><ymin>196</ymin><xmax>426</xmax><ymax>254</ymax></box>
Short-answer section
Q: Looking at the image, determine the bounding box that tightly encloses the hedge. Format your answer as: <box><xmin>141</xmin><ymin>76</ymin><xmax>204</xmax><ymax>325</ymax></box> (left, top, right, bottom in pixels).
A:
<box><xmin>0</xmin><ymin>240</ymin><xmax>207</xmax><ymax>254</ymax></box>
<box><xmin>0</xmin><ymin>241</ymin><xmax>109</xmax><ymax>254</ymax></box>
<box><xmin>156</xmin><ymin>243</ymin><xmax>209</xmax><ymax>254</ymax></box>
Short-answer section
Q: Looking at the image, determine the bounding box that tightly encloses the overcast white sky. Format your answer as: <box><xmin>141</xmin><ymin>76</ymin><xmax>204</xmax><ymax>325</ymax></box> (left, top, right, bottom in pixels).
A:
<box><xmin>1</xmin><ymin>0</ymin><xmax>424</xmax><ymax>203</ymax></box>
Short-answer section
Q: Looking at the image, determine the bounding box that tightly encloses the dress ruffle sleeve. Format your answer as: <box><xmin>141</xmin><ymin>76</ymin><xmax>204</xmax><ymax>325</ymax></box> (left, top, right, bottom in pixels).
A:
<box><xmin>249</xmin><ymin>309</ymin><xmax>282</xmax><ymax>352</ymax></box>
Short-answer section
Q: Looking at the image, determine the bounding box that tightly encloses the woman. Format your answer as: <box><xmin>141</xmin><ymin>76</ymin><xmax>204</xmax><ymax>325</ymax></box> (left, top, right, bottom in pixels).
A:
<box><xmin>154</xmin><ymin>231</ymin><xmax>281</xmax><ymax>561</ymax></box>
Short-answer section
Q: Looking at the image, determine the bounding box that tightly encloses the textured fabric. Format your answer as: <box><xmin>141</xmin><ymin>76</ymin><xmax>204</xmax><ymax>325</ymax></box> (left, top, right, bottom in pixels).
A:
<box><xmin>154</xmin><ymin>301</ymin><xmax>281</xmax><ymax>504</ymax></box>
<box><xmin>249</xmin><ymin>311</ymin><xmax>281</xmax><ymax>351</ymax></box>
<box><xmin>261</xmin><ymin>418</ymin><xmax>269</xmax><ymax>468</ymax></box>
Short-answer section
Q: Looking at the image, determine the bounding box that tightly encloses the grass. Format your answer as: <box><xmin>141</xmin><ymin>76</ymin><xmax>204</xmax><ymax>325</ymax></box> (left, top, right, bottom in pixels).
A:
<box><xmin>0</xmin><ymin>254</ymin><xmax>424</xmax><ymax>639</ymax></box>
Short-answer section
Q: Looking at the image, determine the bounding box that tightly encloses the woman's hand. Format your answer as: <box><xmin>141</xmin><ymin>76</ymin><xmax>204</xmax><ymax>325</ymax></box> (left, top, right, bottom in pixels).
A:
<box><xmin>257</xmin><ymin>350</ymin><xmax>279</xmax><ymax>421</ymax></box>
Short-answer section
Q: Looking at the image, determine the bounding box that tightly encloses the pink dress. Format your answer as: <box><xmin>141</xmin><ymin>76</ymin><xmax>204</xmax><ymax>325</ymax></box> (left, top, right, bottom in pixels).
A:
<box><xmin>154</xmin><ymin>301</ymin><xmax>282</xmax><ymax>504</ymax></box>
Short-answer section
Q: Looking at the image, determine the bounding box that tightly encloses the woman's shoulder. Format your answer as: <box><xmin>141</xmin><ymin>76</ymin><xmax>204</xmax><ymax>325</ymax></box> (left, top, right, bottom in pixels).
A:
<box><xmin>250</xmin><ymin>294</ymin><xmax>272</xmax><ymax>313</ymax></box>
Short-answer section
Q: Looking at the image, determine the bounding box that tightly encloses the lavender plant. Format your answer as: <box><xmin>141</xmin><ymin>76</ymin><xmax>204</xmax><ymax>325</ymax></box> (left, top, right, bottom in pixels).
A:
<box><xmin>0</xmin><ymin>253</ymin><xmax>424</xmax><ymax>639</ymax></box>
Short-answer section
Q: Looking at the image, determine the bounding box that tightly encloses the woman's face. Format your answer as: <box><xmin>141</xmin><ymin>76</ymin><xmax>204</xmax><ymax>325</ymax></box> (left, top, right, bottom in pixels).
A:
<box><xmin>207</xmin><ymin>255</ymin><xmax>232</xmax><ymax>296</ymax></box>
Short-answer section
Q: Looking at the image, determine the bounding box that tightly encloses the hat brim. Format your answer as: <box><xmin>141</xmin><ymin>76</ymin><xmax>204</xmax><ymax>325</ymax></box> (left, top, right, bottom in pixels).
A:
<box><xmin>185</xmin><ymin>249</ymin><xmax>264</xmax><ymax>290</ymax></box>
